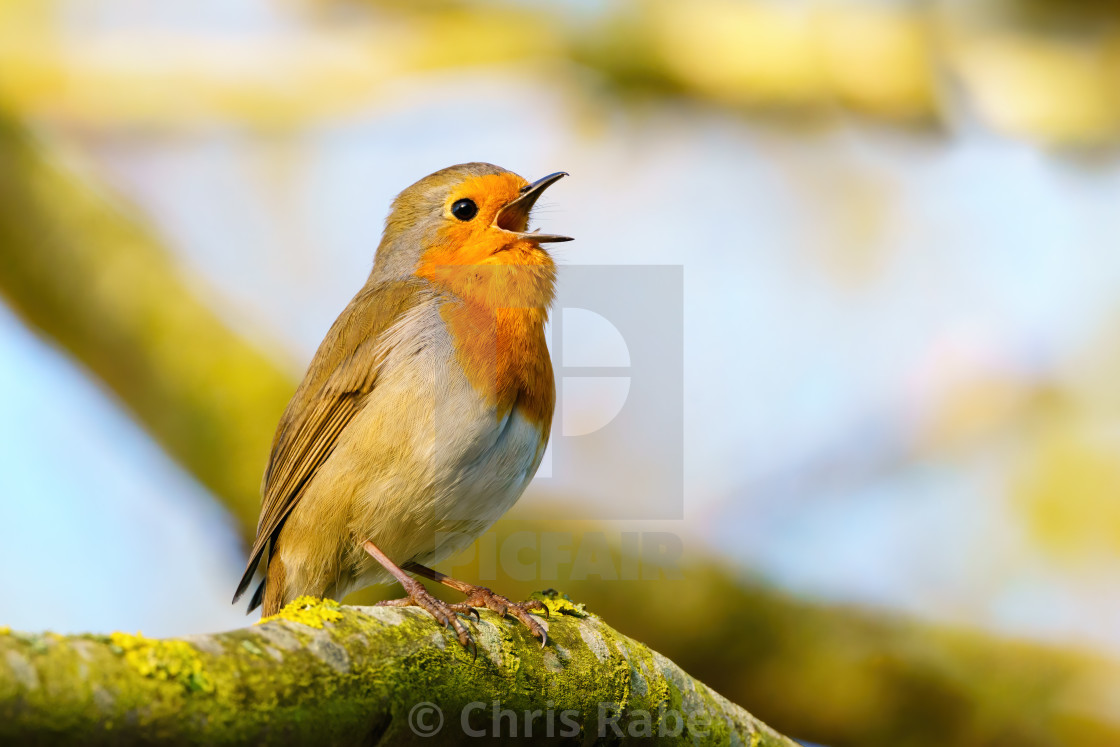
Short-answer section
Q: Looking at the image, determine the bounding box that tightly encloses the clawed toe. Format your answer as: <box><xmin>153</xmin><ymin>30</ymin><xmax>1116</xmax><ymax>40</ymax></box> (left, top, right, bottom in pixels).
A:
<box><xmin>446</xmin><ymin>602</ymin><xmax>481</xmax><ymax>622</ymax></box>
<box><xmin>374</xmin><ymin>584</ymin><xmax>547</xmax><ymax>649</ymax></box>
<box><xmin>519</xmin><ymin>599</ymin><xmax>549</xmax><ymax>618</ymax></box>
<box><xmin>508</xmin><ymin>604</ymin><xmax>549</xmax><ymax>647</ymax></box>
<box><xmin>460</xmin><ymin>587</ymin><xmax>549</xmax><ymax>646</ymax></box>
<box><xmin>376</xmin><ymin>579</ymin><xmax>475</xmax><ymax>651</ymax></box>
<box><xmin>390</xmin><ymin>561</ymin><xmax>550</xmax><ymax>648</ymax></box>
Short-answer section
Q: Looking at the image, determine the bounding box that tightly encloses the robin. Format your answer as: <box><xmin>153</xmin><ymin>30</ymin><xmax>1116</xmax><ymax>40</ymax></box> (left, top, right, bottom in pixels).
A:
<box><xmin>232</xmin><ymin>163</ymin><xmax>569</xmax><ymax>648</ymax></box>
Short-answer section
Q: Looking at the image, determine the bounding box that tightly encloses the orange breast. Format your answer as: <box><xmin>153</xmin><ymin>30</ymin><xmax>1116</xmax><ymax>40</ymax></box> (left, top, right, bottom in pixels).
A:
<box><xmin>438</xmin><ymin>299</ymin><xmax>555</xmax><ymax>431</ymax></box>
<box><xmin>416</xmin><ymin>237</ymin><xmax>557</xmax><ymax>432</ymax></box>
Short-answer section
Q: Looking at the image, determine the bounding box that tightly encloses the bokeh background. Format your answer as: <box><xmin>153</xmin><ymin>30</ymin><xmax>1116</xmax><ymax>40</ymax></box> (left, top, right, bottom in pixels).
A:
<box><xmin>3</xmin><ymin>0</ymin><xmax>1120</xmax><ymax>744</ymax></box>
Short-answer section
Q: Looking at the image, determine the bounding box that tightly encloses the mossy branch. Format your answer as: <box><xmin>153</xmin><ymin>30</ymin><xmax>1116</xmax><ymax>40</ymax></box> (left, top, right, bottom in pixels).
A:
<box><xmin>0</xmin><ymin>593</ymin><xmax>798</xmax><ymax>746</ymax></box>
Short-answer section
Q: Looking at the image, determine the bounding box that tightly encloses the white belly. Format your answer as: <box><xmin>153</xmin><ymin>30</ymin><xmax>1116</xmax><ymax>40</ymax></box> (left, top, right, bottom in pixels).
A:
<box><xmin>287</xmin><ymin>307</ymin><xmax>550</xmax><ymax>598</ymax></box>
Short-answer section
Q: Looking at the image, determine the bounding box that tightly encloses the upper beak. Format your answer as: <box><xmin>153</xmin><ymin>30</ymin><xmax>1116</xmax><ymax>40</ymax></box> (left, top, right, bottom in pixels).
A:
<box><xmin>495</xmin><ymin>171</ymin><xmax>573</xmax><ymax>243</ymax></box>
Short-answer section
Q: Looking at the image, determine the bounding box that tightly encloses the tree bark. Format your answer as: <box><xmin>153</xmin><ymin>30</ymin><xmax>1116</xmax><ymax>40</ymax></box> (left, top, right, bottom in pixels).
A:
<box><xmin>0</xmin><ymin>593</ymin><xmax>799</xmax><ymax>746</ymax></box>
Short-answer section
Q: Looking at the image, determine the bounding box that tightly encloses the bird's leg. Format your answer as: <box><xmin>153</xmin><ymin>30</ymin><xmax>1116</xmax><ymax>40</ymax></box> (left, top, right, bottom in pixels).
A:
<box><xmin>362</xmin><ymin>541</ymin><xmax>475</xmax><ymax>651</ymax></box>
<box><xmin>403</xmin><ymin>561</ymin><xmax>549</xmax><ymax>647</ymax></box>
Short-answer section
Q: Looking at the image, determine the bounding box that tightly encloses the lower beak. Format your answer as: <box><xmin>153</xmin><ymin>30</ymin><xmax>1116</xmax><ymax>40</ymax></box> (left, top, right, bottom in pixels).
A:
<box><xmin>496</xmin><ymin>172</ymin><xmax>573</xmax><ymax>243</ymax></box>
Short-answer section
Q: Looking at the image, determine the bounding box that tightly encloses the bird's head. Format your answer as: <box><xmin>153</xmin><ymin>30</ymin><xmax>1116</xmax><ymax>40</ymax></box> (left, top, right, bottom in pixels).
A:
<box><xmin>371</xmin><ymin>163</ymin><xmax>570</xmax><ymax>309</ymax></box>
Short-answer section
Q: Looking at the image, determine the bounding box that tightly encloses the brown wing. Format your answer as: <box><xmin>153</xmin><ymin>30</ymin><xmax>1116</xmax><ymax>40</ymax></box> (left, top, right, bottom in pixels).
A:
<box><xmin>233</xmin><ymin>279</ymin><xmax>428</xmax><ymax>609</ymax></box>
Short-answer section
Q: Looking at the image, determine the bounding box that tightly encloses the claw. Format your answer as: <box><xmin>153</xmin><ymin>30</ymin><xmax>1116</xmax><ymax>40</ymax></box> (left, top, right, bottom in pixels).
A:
<box><xmin>399</xmin><ymin>563</ymin><xmax>551</xmax><ymax>649</ymax></box>
<box><xmin>450</xmin><ymin>603</ymin><xmax>481</xmax><ymax>622</ymax></box>
<box><xmin>524</xmin><ymin>599</ymin><xmax>549</xmax><ymax>619</ymax></box>
<box><xmin>376</xmin><ymin>580</ymin><xmax>477</xmax><ymax>653</ymax></box>
<box><xmin>454</xmin><ymin>589</ymin><xmax>550</xmax><ymax>647</ymax></box>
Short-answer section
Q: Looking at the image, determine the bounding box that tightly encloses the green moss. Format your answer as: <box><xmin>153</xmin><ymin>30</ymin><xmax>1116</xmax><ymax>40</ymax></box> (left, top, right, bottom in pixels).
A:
<box><xmin>258</xmin><ymin>596</ymin><xmax>344</xmax><ymax>629</ymax></box>
<box><xmin>108</xmin><ymin>632</ymin><xmax>214</xmax><ymax>694</ymax></box>
<box><xmin>10</xmin><ymin>633</ymin><xmax>51</xmax><ymax>655</ymax></box>
<box><xmin>240</xmin><ymin>640</ymin><xmax>264</xmax><ymax>656</ymax></box>
<box><xmin>0</xmin><ymin>598</ymin><xmax>796</xmax><ymax>745</ymax></box>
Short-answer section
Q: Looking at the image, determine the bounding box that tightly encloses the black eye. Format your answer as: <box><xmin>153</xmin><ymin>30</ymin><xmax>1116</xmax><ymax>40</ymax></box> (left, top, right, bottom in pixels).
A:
<box><xmin>451</xmin><ymin>198</ymin><xmax>478</xmax><ymax>221</ymax></box>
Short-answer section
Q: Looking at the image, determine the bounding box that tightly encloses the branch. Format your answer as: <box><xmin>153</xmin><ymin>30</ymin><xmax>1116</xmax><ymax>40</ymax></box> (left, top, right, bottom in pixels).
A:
<box><xmin>0</xmin><ymin>593</ymin><xmax>798</xmax><ymax>746</ymax></box>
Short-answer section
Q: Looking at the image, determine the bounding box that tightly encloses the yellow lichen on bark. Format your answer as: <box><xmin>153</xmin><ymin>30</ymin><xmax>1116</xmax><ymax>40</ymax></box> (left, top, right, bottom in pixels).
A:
<box><xmin>257</xmin><ymin>596</ymin><xmax>345</xmax><ymax>629</ymax></box>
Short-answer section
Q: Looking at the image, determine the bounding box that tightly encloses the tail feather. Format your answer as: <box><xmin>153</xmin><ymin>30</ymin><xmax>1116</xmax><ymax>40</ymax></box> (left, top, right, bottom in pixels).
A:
<box><xmin>248</xmin><ymin>577</ymin><xmax>267</xmax><ymax>613</ymax></box>
<box><xmin>231</xmin><ymin>551</ymin><xmax>262</xmax><ymax>606</ymax></box>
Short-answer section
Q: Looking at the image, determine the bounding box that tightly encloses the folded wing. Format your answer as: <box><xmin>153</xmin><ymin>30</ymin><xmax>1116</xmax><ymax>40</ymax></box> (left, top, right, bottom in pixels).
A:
<box><xmin>233</xmin><ymin>279</ymin><xmax>430</xmax><ymax>611</ymax></box>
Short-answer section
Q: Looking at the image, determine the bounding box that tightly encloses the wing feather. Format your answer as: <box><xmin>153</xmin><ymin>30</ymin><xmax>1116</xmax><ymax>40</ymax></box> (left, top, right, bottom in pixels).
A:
<box><xmin>233</xmin><ymin>279</ymin><xmax>429</xmax><ymax>608</ymax></box>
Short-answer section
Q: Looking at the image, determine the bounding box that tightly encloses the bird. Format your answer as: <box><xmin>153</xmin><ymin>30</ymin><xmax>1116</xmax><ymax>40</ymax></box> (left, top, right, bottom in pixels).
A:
<box><xmin>232</xmin><ymin>163</ymin><xmax>570</xmax><ymax>648</ymax></box>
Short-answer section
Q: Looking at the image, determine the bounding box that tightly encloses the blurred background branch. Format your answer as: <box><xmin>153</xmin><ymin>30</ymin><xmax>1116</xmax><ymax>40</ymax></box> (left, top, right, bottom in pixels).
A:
<box><xmin>0</xmin><ymin>118</ymin><xmax>292</xmax><ymax>536</ymax></box>
<box><xmin>2</xmin><ymin>0</ymin><xmax>1120</xmax><ymax>145</ymax></box>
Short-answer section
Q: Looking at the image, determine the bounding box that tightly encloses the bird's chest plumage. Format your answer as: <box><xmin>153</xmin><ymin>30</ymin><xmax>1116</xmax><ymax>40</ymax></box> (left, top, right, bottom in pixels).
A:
<box><xmin>440</xmin><ymin>298</ymin><xmax>555</xmax><ymax>434</ymax></box>
<box><xmin>319</xmin><ymin>299</ymin><xmax>554</xmax><ymax>583</ymax></box>
<box><xmin>414</xmin><ymin>298</ymin><xmax>554</xmax><ymax>503</ymax></box>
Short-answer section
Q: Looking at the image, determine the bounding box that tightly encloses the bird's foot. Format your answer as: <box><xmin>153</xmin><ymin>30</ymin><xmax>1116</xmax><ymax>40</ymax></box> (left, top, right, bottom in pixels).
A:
<box><xmin>396</xmin><ymin>560</ymin><xmax>550</xmax><ymax>647</ymax></box>
<box><xmin>376</xmin><ymin>577</ymin><xmax>476</xmax><ymax>653</ymax></box>
<box><xmin>458</xmin><ymin>585</ymin><xmax>549</xmax><ymax>647</ymax></box>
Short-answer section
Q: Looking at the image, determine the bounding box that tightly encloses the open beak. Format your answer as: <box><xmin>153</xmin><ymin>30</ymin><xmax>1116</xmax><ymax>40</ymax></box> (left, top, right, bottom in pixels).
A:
<box><xmin>495</xmin><ymin>171</ymin><xmax>573</xmax><ymax>243</ymax></box>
